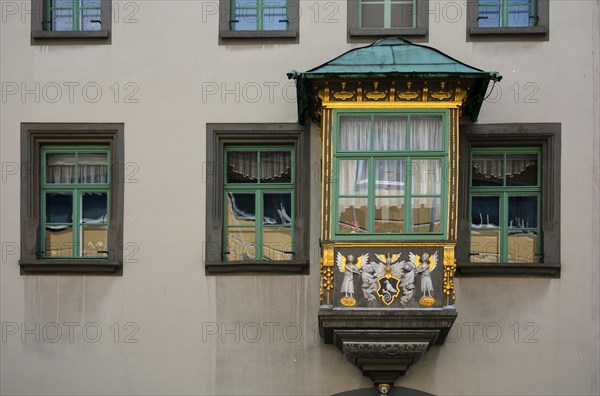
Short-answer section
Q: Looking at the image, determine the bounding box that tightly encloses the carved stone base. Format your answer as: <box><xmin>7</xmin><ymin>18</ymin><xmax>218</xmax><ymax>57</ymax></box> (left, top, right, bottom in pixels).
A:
<box><xmin>320</xmin><ymin>308</ymin><xmax>457</xmax><ymax>385</ymax></box>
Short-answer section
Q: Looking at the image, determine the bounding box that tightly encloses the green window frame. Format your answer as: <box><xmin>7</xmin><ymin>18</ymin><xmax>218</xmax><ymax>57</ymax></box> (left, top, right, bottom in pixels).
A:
<box><xmin>44</xmin><ymin>0</ymin><xmax>102</xmax><ymax>32</ymax></box>
<box><xmin>223</xmin><ymin>146</ymin><xmax>295</xmax><ymax>261</ymax></box>
<box><xmin>477</xmin><ymin>0</ymin><xmax>537</xmax><ymax>28</ymax></box>
<box><xmin>230</xmin><ymin>0</ymin><xmax>288</xmax><ymax>31</ymax></box>
<box><xmin>332</xmin><ymin>109</ymin><xmax>449</xmax><ymax>241</ymax></box>
<box><xmin>469</xmin><ymin>147</ymin><xmax>542</xmax><ymax>263</ymax></box>
<box><xmin>359</xmin><ymin>0</ymin><xmax>417</xmax><ymax>29</ymax></box>
<box><xmin>41</xmin><ymin>145</ymin><xmax>110</xmax><ymax>259</ymax></box>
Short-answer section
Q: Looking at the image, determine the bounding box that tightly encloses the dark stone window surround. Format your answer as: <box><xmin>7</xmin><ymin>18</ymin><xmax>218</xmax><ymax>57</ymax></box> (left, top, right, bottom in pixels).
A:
<box><xmin>20</xmin><ymin>123</ymin><xmax>124</xmax><ymax>275</ymax></box>
<box><xmin>466</xmin><ymin>0</ymin><xmax>549</xmax><ymax>41</ymax></box>
<box><xmin>205</xmin><ymin>123</ymin><xmax>310</xmax><ymax>275</ymax></box>
<box><xmin>347</xmin><ymin>0</ymin><xmax>429</xmax><ymax>42</ymax></box>
<box><xmin>218</xmin><ymin>0</ymin><xmax>300</xmax><ymax>44</ymax></box>
<box><xmin>30</xmin><ymin>0</ymin><xmax>112</xmax><ymax>45</ymax></box>
<box><xmin>456</xmin><ymin>122</ymin><xmax>561</xmax><ymax>277</ymax></box>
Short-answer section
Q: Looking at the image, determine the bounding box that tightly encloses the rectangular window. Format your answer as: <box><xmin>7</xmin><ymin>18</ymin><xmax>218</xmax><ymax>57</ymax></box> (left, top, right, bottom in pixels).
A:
<box><xmin>20</xmin><ymin>123</ymin><xmax>124</xmax><ymax>275</ymax></box>
<box><xmin>333</xmin><ymin>110</ymin><xmax>447</xmax><ymax>240</ymax></box>
<box><xmin>477</xmin><ymin>0</ymin><xmax>536</xmax><ymax>28</ymax></box>
<box><xmin>470</xmin><ymin>148</ymin><xmax>541</xmax><ymax>263</ymax></box>
<box><xmin>41</xmin><ymin>146</ymin><xmax>110</xmax><ymax>258</ymax></box>
<box><xmin>347</xmin><ymin>0</ymin><xmax>428</xmax><ymax>40</ymax></box>
<box><xmin>224</xmin><ymin>147</ymin><xmax>294</xmax><ymax>261</ymax></box>
<box><xmin>45</xmin><ymin>0</ymin><xmax>102</xmax><ymax>31</ymax></box>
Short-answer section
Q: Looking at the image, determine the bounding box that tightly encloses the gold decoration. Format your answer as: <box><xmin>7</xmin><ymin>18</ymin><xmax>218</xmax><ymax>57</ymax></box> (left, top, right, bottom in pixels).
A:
<box><xmin>340</xmin><ymin>297</ymin><xmax>357</xmax><ymax>307</ymax></box>
<box><xmin>365</xmin><ymin>82</ymin><xmax>386</xmax><ymax>100</ymax></box>
<box><xmin>431</xmin><ymin>91</ymin><xmax>452</xmax><ymax>100</ymax></box>
<box><xmin>419</xmin><ymin>296</ymin><xmax>435</xmax><ymax>307</ymax></box>
<box><xmin>398</xmin><ymin>81</ymin><xmax>419</xmax><ymax>100</ymax></box>
<box><xmin>332</xmin><ymin>82</ymin><xmax>354</xmax><ymax>100</ymax></box>
<box><xmin>320</xmin><ymin>266</ymin><xmax>334</xmax><ymax>305</ymax></box>
<box><xmin>443</xmin><ymin>246</ymin><xmax>457</xmax><ymax>305</ymax></box>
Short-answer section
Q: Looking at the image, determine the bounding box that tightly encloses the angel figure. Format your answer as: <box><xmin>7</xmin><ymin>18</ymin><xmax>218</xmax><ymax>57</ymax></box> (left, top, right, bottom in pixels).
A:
<box><xmin>336</xmin><ymin>252</ymin><xmax>368</xmax><ymax>306</ymax></box>
<box><xmin>415</xmin><ymin>252</ymin><xmax>438</xmax><ymax>298</ymax></box>
<box><xmin>399</xmin><ymin>261</ymin><xmax>416</xmax><ymax>305</ymax></box>
<box><xmin>361</xmin><ymin>263</ymin><xmax>380</xmax><ymax>303</ymax></box>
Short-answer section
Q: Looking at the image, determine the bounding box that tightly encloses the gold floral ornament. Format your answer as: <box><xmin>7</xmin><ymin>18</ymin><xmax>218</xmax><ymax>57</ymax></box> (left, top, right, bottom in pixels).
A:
<box><xmin>321</xmin><ymin>267</ymin><xmax>334</xmax><ymax>305</ymax></box>
<box><xmin>443</xmin><ymin>247</ymin><xmax>457</xmax><ymax>305</ymax></box>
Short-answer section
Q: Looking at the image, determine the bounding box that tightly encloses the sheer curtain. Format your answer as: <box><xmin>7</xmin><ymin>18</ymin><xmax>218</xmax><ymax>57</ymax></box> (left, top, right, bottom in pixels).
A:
<box><xmin>227</xmin><ymin>151</ymin><xmax>291</xmax><ymax>181</ymax></box>
<box><xmin>411</xmin><ymin>116</ymin><xmax>442</xmax><ymax>150</ymax></box>
<box><xmin>46</xmin><ymin>153</ymin><xmax>107</xmax><ymax>184</ymax></box>
<box><xmin>472</xmin><ymin>156</ymin><xmax>536</xmax><ymax>178</ymax></box>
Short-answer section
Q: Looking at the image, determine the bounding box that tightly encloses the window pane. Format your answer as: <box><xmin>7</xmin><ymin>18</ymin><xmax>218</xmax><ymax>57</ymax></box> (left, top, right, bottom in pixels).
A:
<box><xmin>263</xmin><ymin>227</ymin><xmax>292</xmax><ymax>260</ymax></box>
<box><xmin>506</xmin><ymin>153</ymin><xmax>537</xmax><ymax>186</ymax></box>
<box><xmin>471</xmin><ymin>196</ymin><xmax>500</xmax><ymax>227</ymax></box>
<box><xmin>390</xmin><ymin>2</ymin><xmax>414</xmax><ymax>28</ymax></box>
<box><xmin>78</xmin><ymin>153</ymin><xmax>108</xmax><ymax>183</ymax></box>
<box><xmin>508</xmin><ymin>196</ymin><xmax>537</xmax><ymax>228</ymax></box>
<box><xmin>375</xmin><ymin>160</ymin><xmax>405</xmax><ymax>196</ymax></box>
<box><xmin>227</xmin><ymin>151</ymin><xmax>258</xmax><ymax>183</ymax></box>
<box><xmin>375</xmin><ymin>198</ymin><xmax>404</xmax><ymax>233</ymax></box>
<box><xmin>81</xmin><ymin>9</ymin><xmax>101</xmax><ymax>31</ymax></box>
<box><xmin>507</xmin><ymin>1</ymin><xmax>532</xmax><ymax>27</ymax></box>
<box><xmin>81</xmin><ymin>224</ymin><xmax>108</xmax><ymax>257</ymax></box>
<box><xmin>478</xmin><ymin>0</ymin><xmax>501</xmax><ymax>27</ymax></box>
<box><xmin>51</xmin><ymin>9</ymin><xmax>74</xmax><ymax>31</ymax></box>
<box><xmin>412</xmin><ymin>159</ymin><xmax>441</xmax><ymax>195</ymax></box>
<box><xmin>338</xmin><ymin>160</ymin><xmax>368</xmax><ymax>196</ymax></box>
<box><xmin>412</xmin><ymin>197</ymin><xmax>441</xmax><ymax>233</ymax></box>
<box><xmin>233</xmin><ymin>0</ymin><xmax>258</xmax><ymax>30</ymax></box>
<box><xmin>45</xmin><ymin>225</ymin><xmax>73</xmax><ymax>257</ymax></box>
<box><xmin>46</xmin><ymin>153</ymin><xmax>75</xmax><ymax>183</ymax></box>
<box><xmin>470</xmin><ymin>229</ymin><xmax>500</xmax><ymax>262</ymax></box>
<box><xmin>508</xmin><ymin>230</ymin><xmax>539</xmax><ymax>263</ymax></box>
<box><xmin>263</xmin><ymin>1</ymin><xmax>287</xmax><ymax>30</ymax></box>
<box><xmin>263</xmin><ymin>192</ymin><xmax>292</xmax><ymax>225</ymax></box>
<box><xmin>374</xmin><ymin>116</ymin><xmax>407</xmax><ymax>151</ymax></box>
<box><xmin>361</xmin><ymin>3</ymin><xmax>384</xmax><ymax>28</ymax></box>
<box><xmin>260</xmin><ymin>151</ymin><xmax>291</xmax><ymax>183</ymax></box>
<box><xmin>225</xmin><ymin>227</ymin><xmax>256</xmax><ymax>260</ymax></box>
<box><xmin>338</xmin><ymin>198</ymin><xmax>368</xmax><ymax>233</ymax></box>
<box><xmin>472</xmin><ymin>153</ymin><xmax>503</xmax><ymax>186</ymax></box>
<box><xmin>410</xmin><ymin>116</ymin><xmax>442</xmax><ymax>150</ymax></box>
<box><xmin>81</xmin><ymin>192</ymin><xmax>107</xmax><ymax>223</ymax></box>
<box><xmin>339</xmin><ymin>116</ymin><xmax>370</xmax><ymax>151</ymax></box>
<box><xmin>46</xmin><ymin>192</ymin><xmax>73</xmax><ymax>223</ymax></box>
<box><xmin>226</xmin><ymin>192</ymin><xmax>256</xmax><ymax>226</ymax></box>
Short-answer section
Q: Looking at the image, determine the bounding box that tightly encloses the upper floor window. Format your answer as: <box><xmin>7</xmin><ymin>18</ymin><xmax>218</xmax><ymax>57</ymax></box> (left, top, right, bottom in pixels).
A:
<box><xmin>347</xmin><ymin>0</ymin><xmax>428</xmax><ymax>41</ymax></box>
<box><xmin>219</xmin><ymin>0</ymin><xmax>299</xmax><ymax>43</ymax></box>
<box><xmin>466</xmin><ymin>0</ymin><xmax>549</xmax><ymax>41</ymax></box>
<box><xmin>31</xmin><ymin>0</ymin><xmax>112</xmax><ymax>44</ymax></box>
<box><xmin>332</xmin><ymin>110</ymin><xmax>447</xmax><ymax>240</ymax></box>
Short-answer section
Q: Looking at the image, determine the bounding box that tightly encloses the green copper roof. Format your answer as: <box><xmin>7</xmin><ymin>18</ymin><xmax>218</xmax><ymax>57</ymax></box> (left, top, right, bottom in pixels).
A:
<box><xmin>289</xmin><ymin>37</ymin><xmax>500</xmax><ymax>79</ymax></box>
<box><xmin>288</xmin><ymin>38</ymin><xmax>501</xmax><ymax>121</ymax></box>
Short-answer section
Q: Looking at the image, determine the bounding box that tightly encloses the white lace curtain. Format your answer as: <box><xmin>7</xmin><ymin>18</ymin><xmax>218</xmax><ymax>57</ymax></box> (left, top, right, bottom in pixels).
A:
<box><xmin>46</xmin><ymin>154</ymin><xmax>107</xmax><ymax>184</ymax></box>
<box><xmin>473</xmin><ymin>157</ymin><xmax>536</xmax><ymax>178</ymax></box>
<box><xmin>227</xmin><ymin>151</ymin><xmax>291</xmax><ymax>181</ymax></box>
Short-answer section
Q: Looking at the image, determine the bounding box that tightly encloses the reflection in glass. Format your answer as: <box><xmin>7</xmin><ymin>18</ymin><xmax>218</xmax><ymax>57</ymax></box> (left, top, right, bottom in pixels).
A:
<box><xmin>81</xmin><ymin>225</ymin><xmax>108</xmax><ymax>257</ymax></box>
<box><xmin>506</xmin><ymin>153</ymin><xmax>537</xmax><ymax>186</ymax></box>
<box><xmin>227</xmin><ymin>151</ymin><xmax>258</xmax><ymax>183</ymax></box>
<box><xmin>78</xmin><ymin>153</ymin><xmax>108</xmax><ymax>183</ymax></box>
<box><xmin>339</xmin><ymin>117</ymin><xmax>370</xmax><ymax>151</ymax></box>
<box><xmin>45</xmin><ymin>225</ymin><xmax>73</xmax><ymax>257</ymax></box>
<box><xmin>376</xmin><ymin>160</ymin><xmax>404</xmax><ymax>195</ymax></box>
<box><xmin>81</xmin><ymin>192</ymin><xmax>107</xmax><ymax>223</ymax></box>
<box><xmin>471</xmin><ymin>196</ymin><xmax>500</xmax><ymax>227</ymax></box>
<box><xmin>410</xmin><ymin>116</ymin><xmax>442</xmax><ymax>150</ymax></box>
<box><xmin>338</xmin><ymin>160</ymin><xmax>368</xmax><ymax>196</ymax></box>
<box><xmin>391</xmin><ymin>3</ymin><xmax>414</xmax><ymax>28</ymax></box>
<box><xmin>375</xmin><ymin>198</ymin><xmax>404</xmax><ymax>233</ymax></box>
<box><xmin>361</xmin><ymin>2</ymin><xmax>384</xmax><ymax>28</ymax></box>
<box><xmin>412</xmin><ymin>159</ymin><xmax>441</xmax><ymax>195</ymax></box>
<box><xmin>508</xmin><ymin>231</ymin><xmax>538</xmax><ymax>263</ymax></box>
<box><xmin>226</xmin><ymin>227</ymin><xmax>256</xmax><ymax>261</ymax></box>
<box><xmin>508</xmin><ymin>196</ymin><xmax>537</xmax><ymax>228</ymax></box>
<box><xmin>46</xmin><ymin>192</ymin><xmax>73</xmax><ymax>223</ymax></box>
<box><xmin>263</xmin><ymin>227</ymin><xmax>293</xmax><ymax>260</ymax></box>
<box><xmin>263</xmin><ymin>0</ymin><xmax>287</xmax><ymax>30</ymax></box>
<box><xmin>263</xmin><ymin>192</ymin><xmax>292</xmax><ymax>225</ymax></box>
<box><xmin>470</xmin><ymin>229</ymin><xmax>500</xmax><ymax>263</ymax></box>
<box><xmin>338</xmin><ymin>198</ymin><xmax>368</xmax><ymax>233</ymax></box>
<box><xmin>260</xmin><ymin>151</ymin><xmax>291</xmax><ymax>183</ymax></box>
<box><xmin>412</xmin><ymin>197</ymin><xmax>441</xmax><ymax>233</ymax></box>
<box><xmin>374</xmin><ymin>117</ymin><xmax>407</xmax><ymax>151</ymax></box>
<box><xmin>46</xmin><ymin>153</ymin><xmax>76</xmax><ymax>183</ymax></box>
<box><xmin>472</xmin><ymin>153</ymin><xmax>503</xmax><ymax>186</ymax></box>
<box><xmin>478</xmin><ymin>0</ymin><xmax>501</xmax><ymax>27</ymax></box>
<box><xmin>226</xmin><ymin>192</ymin><xmax>256</xmax><ymax>226</ymax></box>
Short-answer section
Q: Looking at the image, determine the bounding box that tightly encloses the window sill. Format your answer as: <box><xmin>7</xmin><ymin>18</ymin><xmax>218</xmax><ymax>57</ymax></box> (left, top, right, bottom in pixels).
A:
<box><xmin>205</xmin><ymin>261</ymin><xmax>309</xmax><ymax>275</ymax></box>
<box><xmin>32</xmin><ymin>30</ymin><xmax>110</xmax><ymax>39</ymax></box>
<box><xmin>456</xmin><ymin>262</ymin><xmax>560</xmax><ymax>278</ymax></box>
<box><xmin>19</xmin><ymin>259</ymin><xmax>122</xmax><ymax>276</ymax></box>
<box><xmin>220</xmin><ymin>30</ymin><xmax>298</xmax><ymax>39</ymax></box>
<box><xmin>349</xmin><ymin>27</ymin><xmax>427</xmax><ymax>37</ymax></box>
<box><xmin>468</xmin><ymin>26</ymin><xmax>548</xmax><ymax>36</ymax></box>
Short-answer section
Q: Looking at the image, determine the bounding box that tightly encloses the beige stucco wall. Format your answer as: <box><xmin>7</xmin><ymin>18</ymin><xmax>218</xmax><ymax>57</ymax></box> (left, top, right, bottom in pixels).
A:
<box><xmin>1</xmin><ymin>1</ymin><xmax>599</xmax><ymax>394</ymax></box>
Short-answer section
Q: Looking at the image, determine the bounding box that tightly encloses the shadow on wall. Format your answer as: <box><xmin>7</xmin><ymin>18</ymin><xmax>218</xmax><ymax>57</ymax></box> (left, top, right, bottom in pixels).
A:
<box><xmin>333</xmin><ymin>386</ymin><xmax>435</xmax><ymax>396</ymax></box>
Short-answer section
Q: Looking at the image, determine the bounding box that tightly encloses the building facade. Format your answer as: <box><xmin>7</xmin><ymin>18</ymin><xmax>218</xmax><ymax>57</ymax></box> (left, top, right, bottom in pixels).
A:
<box><xmin>1</xmin><ymin>0</ymin><xmax>599</xmax><ymax>394</ymax></box>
